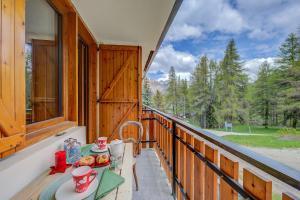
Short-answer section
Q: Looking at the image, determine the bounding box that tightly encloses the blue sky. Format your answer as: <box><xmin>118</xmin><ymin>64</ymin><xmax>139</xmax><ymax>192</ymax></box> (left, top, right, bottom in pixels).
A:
<box><xmin>148</xmin><ymin>0</ymin><xmax>300</xmax><ymax>81</ymax></box>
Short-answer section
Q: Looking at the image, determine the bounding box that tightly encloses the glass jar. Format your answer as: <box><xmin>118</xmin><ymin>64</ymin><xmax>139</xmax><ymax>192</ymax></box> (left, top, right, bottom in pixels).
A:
<box><xmin>64</xmin><ymin>138</ymin><xmax>81</xmax><ymax>164</ymax></box>
<box><xmin>70</xmin><ymin>141</ymin><xmax>81</xmax><ymax>164</ymax></box>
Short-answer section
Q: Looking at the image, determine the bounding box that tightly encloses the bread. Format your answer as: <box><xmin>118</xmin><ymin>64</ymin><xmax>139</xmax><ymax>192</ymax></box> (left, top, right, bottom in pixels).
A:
<box><xmin>96</xmin><ymin>154</ymin><xmax>109</xmax><ymax>164</ymax></box>
<box><xmin>79</xmin><ymin>156</ymin><xmax>95</xmax><ymax>166</ymax></box>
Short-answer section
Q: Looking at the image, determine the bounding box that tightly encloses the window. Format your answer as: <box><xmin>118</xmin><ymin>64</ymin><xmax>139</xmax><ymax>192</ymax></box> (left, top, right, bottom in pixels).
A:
<box><xmin>25</xmin><ymin>0</ymin><xmax>63</xmax><ymax>124</ymax></box>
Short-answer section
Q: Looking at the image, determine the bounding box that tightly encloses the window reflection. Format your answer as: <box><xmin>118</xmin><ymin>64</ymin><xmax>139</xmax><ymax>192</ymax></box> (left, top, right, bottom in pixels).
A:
<box><xmin>25</xmin><ymin>0</ymin><xmax>62</xmax><ymax>124</ymax></box>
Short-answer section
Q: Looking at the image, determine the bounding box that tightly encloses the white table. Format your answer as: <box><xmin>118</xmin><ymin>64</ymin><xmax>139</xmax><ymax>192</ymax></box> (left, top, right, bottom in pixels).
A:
<box><xmin>12</xmin><ymin>143</ymin><xmax>133</xmax><ymax>200</ymax></box>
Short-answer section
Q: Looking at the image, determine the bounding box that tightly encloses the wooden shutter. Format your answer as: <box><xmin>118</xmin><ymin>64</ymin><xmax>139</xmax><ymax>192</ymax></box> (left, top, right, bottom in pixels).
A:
<box><xmin>99</xmin><ymin>45</ymin><xmax>142</xmax><ymax>140</ymax></box>
<box><xmin>0</xmin><ymin>0</ymin><xmax>25</xmax><ymax>157</ymax></box>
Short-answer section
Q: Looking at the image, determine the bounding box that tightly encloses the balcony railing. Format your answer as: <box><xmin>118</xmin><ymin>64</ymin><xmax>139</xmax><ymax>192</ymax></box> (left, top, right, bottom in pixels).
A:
<box><xmin>142</xmin><ymin>106</ymin><xmax>300</xmax><ymax>200</ymax></box>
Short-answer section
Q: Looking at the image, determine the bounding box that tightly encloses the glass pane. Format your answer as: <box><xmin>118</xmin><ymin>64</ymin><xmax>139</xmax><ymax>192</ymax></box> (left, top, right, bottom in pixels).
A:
<box><xmin>25</xmin><ymin>0</ymin><xmax>62</xmax><ymax>124</ymax></box>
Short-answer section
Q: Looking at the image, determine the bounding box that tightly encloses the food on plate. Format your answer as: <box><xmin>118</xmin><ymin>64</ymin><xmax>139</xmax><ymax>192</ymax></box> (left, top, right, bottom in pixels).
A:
<box><xmin>96</xmin><ymin>154</ymin><xmax>109</xmax><ymax>164</ymax></box>
<box><xmin>79</xmin><ymin>156</ymin><xmax>95</xmax><ymax>166</ymax></box>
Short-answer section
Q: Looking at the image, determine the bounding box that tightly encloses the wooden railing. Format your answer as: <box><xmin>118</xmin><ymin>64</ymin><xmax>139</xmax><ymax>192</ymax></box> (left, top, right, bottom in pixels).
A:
<box><xmin>142</xmin><ymin>106</ymin><xmax>300</xmax><ymax>200</ymax></box>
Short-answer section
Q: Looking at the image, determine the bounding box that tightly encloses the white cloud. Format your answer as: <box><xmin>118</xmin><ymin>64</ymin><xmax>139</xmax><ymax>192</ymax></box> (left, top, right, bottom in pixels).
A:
<box><xmin>165</xmin><ymin>0</ymin><xmax>246</xmax><ymax>42</ymax></box>
<box><xmin>166</xmin><ymin>24</ymin><xmax>202</xmax><ymax>42</ymax></box>
<box><xmin>165</xmin><ymin>0</ymin><xmax>300</xmax><ymax>42</ymax></box>
<box><xmin>243</xmin><ymin>57</ymin><xmax>278</xmax><ymax>81</ymax></box>
<box><xmin>248</xmin><ymin>29</ymin><xmax>273</xmax><ymax>40</ymax></box>
<box><xmin>237</xmin><ymin>0</ymin><xmax>300</xmax><ymax>39</ymax></box>
<box><xmin>150</xmin><ymin>45</ymin><xmax>198</xmax><ymax>75</ymax></box>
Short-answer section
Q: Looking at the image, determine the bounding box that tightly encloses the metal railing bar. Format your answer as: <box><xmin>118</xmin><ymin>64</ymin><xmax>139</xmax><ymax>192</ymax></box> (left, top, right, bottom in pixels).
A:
<box><xmin>174</xmin><ymin>177</ymin><xmax>189</xmax><ymax>200</ymax></box>
<box><xmin>140</xmin><ymin>140</ymin><xmax>157</xmax><ymax>143</ymax></box>
<box><xmin>143</xmin><ymin>106</ymin><xmax>300</xmax><ymax>191</ymax></box>
<box><xmin>141</xmin><ymin>117</ymin><xmax>156</xmax><ymax>120</ymax></box>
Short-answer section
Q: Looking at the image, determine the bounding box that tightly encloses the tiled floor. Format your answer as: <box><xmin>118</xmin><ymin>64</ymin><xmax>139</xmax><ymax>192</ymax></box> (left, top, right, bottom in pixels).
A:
<box><xmin>133</xmin><ymin>149</ymin><xmax>173</xmax><ymax>200</ymax></box>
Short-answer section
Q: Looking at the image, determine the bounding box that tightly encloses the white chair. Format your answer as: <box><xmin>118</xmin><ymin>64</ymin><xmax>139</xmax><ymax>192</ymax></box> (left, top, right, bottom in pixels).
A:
<box><xmin>118</xmin><ymin>120</ymin><xmax>143</xmax><ymax>191</ymax></box>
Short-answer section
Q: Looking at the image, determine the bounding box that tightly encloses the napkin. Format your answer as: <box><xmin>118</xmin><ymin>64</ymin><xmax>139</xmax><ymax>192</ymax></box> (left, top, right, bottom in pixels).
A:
<box><xmin>80</xmin><ymin>144</ymin><xmax>94</xmax><ymax>157</ymax></box>
<box><xmin>95</xmin><ymin>168</ymin><xmax>125</xmax><ymax>199</ymax></box>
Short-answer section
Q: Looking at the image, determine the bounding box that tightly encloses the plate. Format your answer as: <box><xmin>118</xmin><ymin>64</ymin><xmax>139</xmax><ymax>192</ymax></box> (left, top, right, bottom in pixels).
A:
<box><xmin>55</xmin><ymin>178</ymin><xmax>98</xmax><ymax>200</ymax></box>
<box><xmin>91</xmin><ymin>145</ymin><xmax>108</xmax><ymax>153</ymax></box>
<box><xmin>74</xmin><ymin>154</ymin><xmax>110</xmax><ymax>168</ymax></box>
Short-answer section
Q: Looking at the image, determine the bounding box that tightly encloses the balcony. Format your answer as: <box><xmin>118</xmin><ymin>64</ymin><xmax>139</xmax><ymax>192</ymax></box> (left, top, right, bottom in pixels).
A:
<box><xmin>140</xmin><ymin>106</ymin><xmax>300</xmax><ymax>200</ymax></box>
<box><xmin>0</xmin><ymin>0</ymin><xmax>300</xmax><ymax>200</ymax></box>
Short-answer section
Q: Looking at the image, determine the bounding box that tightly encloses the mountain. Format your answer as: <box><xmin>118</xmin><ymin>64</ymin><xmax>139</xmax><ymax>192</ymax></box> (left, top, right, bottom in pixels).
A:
<box><xmin>148</xmin><ymin>79</ymin><xmax>168</xmax><ymax>93</ymax></box>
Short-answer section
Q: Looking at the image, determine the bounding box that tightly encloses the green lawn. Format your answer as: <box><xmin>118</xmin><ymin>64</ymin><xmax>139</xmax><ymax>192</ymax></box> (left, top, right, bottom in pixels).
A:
<box><xmin>223</xmin><ymin>135</ymin><xmax>300</xmax><ymax>148</ymax></box>
<box><xmin>272</xmin><ymin>193</ymin><xmax>281</xmax><ymax>200</ymax></box>
<box><xmin>216</xmin><ymin>125</ymin><xmax>300</xmax><ymax>135</ymax></box>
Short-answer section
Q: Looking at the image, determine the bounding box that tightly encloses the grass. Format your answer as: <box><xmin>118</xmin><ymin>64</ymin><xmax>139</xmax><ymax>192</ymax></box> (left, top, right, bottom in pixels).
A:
<box><xmin>223</xmin><ymin>135</ymin><xmax>300</xmax><ymax>148</ymax></box>
<box><xmin>272</xmin><ymin>193</ymin><xmax>281</xmax><ymax>200</ymax></box>
<box><xmin>216</xmin><ymin>125</ymin><xmax>300</xmax><ymax>135</ymax></box>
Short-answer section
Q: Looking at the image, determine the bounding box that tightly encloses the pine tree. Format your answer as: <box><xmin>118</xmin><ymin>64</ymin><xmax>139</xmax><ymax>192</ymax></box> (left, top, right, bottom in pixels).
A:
<box><xmin>166</xmin><ymin>66</ymin><xmax>178</xmax><ymax>114</ymax></box>
<box><xmin>190</xmin><ymin>56</ymin><xmax>213</xmax><ymax>128</ymax></box>
<box><xmin>216</xmin><ymin>39</ymin><xmax>248</xmax><ymax>124</ymax></box>
<box><xmin>178</xmin><ymin>78</ymin><xmax>189</xmax><ymax>118</ymax></box>
<box><xmin>276</xmin><ymin>33</ymin><xmax>300</xmax><ymax>128</ymax></box>
<box><xmin>142</xmin><ymin>78</ymin><xmax>152</xmax><ymax>106</ymax></box>
<box><xmin>254</xmin><ymin>62</ymin><xmax>273</xmax><ymax>128</ymax></box>
<box><xmin>153</xmin><ymin>90</ymin><xmax>165</xmax><ymax>111</ymax></box>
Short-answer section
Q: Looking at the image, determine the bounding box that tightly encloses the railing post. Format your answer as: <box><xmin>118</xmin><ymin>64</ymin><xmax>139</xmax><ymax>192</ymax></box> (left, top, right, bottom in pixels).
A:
<box><xmin>172</xmin><ymin>120</ymin><xmax>177</xmax><ymax>199</ymax></box>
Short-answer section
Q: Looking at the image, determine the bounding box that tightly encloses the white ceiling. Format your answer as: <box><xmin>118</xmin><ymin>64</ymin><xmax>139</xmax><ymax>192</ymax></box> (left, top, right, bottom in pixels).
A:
<box><xmin>71</xmin><ymin>0</ymin><xmax>175</xmax><ymax>68</ymax></box>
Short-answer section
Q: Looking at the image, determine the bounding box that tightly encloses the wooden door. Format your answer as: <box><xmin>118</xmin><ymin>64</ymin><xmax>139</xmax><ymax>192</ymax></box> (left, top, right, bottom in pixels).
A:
<box><xmin>31</xmin><ymin>39</ymin><xmax>60</xmax><ymax>122</ymax></box>
<box><xmin>99</xmin><ymin>45</ymin><xmax>142</xmax><ymax>140</ymax></box>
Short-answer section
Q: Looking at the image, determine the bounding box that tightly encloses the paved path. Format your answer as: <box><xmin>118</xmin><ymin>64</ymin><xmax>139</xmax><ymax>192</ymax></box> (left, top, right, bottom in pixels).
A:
<box><xmin>205</xmin><ymin>129</ymin><xmax>269</xmax><ymax>137</ymax></box>
<box><xmin>247</xmin><ymin>147</ymin><xmax>300</xmax><ymax>171</ymax></box>
<box><xmin>133</xmin><ymin>149</ymin><xmax>173</xmax><ymax>200</ymax></box>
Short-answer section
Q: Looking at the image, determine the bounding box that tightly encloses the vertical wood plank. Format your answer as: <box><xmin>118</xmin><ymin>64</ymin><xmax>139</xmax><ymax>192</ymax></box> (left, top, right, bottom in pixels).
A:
<box><xmin>176</xmin><ymin>127</ymin><xmax>182</xmax><ymax>200</ymax></box>
<box><xmin>0</xmin><ymin>0</ymin><xmax>26</xmax><ymax>157</ymax></box>
<box><xmin>181</xmin><ymin>130</ymin><xmax>187</xmax><ymax>196</ymax></box>
<box><xmin>14</xmin><ymin>0</ymin><xmax>25</xmax><ymax>131</ymax></box>
<box><xmin>204</xmin><ymin>145</ymin><xmax>218</xmax><ymax>200</ymax></box>
<box><xmin>142</xmin><ymin>112</ymin><xmax>149</xmax><ymax>148</ymax></box>
<box><xmin>87</xmin><ymin>43</ymin><xmax>97</xmax><ymax>143</ymax></box>
<box><xmin>149</xmin><ymin>112</ymin><xmax>154</xmax><ymax>148</ymax></box>
<box><xmin>185</xmin><ymin>133</ymin><xmax>194</xmax><ymax>199</ymax></box>
<box><xmin>220</xmin><ymin>155</ymin><xmax>239</xmax><ymax>200</ymax></box>
<box><xmin>243</xmin><ymin>169</ymin><xmax>272</xmax><ymax>200</ymax></box>
<box><xmin>194</xmin><ymin>139</ymin><xmax>205</xmax><ymax>200</ymax></box>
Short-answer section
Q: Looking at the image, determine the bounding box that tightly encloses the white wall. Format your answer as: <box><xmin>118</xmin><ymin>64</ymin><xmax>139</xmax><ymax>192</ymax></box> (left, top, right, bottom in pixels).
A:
<box><xmin>0</xmin><ymin>126</ymin><xmax>86</xmax><ymax>200</ymax></box>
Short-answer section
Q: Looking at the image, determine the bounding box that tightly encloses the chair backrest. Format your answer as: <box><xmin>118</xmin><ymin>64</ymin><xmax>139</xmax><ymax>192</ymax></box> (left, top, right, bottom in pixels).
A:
<box><xmin>118</xmin><ymin>121</ymin><xmax>143</xmax><ymax>144</ymax></box>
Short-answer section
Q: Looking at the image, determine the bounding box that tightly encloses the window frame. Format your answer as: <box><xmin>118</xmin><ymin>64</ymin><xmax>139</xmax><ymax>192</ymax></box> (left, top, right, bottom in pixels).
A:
<box><xmin>25</xmin><ymin>0</ymin><xmax>76</xmax><ymax>143</ymax></box>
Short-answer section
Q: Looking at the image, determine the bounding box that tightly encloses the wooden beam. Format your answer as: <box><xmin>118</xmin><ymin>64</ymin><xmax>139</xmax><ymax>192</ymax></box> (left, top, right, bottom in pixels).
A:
<box><xmin>100</xmin><ymin>44</ymin><xmax>139</xmax><ymax>51</ymax></box>
<box><xmin>100</xmin><ymin>99</ymin><xmax>138</xmax><ymax>103</ymax></box>
<box><xmin>64</xmin><ymin>12</ymin><xmax>78</xmax><ymax>122</ymax></box>
<box><xmin>87</xmin><ymin>43</ymin><xmax>98</xmax><ymax>143</ymax></box>
<box><xmin>101</xmin><ymin>53</ymin><xmax>134</xmax><ymax>100</ymax></box>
